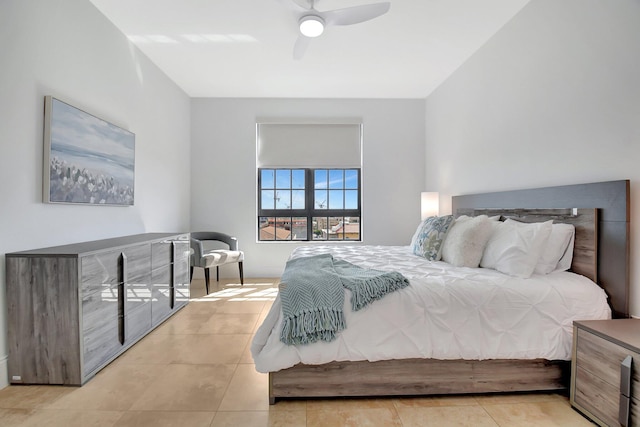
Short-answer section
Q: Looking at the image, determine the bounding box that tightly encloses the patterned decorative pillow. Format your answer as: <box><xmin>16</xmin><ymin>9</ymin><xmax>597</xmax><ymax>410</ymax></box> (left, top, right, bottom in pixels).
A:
<box><xmin>411</xmin><ymin>215</ymin><xmax>455</xmax><ymax>261</ymax></box>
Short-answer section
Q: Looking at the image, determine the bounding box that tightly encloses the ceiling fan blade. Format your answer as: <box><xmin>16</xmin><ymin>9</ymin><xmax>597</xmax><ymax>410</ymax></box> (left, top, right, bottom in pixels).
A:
<box><xmin>293</xmin><ymin>35</ymin><xmax>312</xmax><ymax>60</ymax></box>
<box><xmin>323</xmin><ymin>2</ymin><xmax>390</xmax><ymax>26</ymax></box>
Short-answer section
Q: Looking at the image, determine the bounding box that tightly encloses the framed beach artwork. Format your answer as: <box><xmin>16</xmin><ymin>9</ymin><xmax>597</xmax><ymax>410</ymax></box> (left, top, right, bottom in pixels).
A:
<box><xmin>43</xmin><ymin>96</ymin><xmax>135</xmax><ymax>206</ymax></box>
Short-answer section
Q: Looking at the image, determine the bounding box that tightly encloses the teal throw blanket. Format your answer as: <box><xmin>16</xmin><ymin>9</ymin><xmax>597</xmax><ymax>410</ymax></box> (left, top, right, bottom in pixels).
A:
<box><xmin>279</xmin><ymin>254</ymin><xmax>410</xmax><ymax>346</ymax></box>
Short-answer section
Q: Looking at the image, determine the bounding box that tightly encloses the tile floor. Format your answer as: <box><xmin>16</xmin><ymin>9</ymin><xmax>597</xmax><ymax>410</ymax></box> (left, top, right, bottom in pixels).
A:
<box><xmin>0</xmin><ymin>278</ymin><xmax>595</xmax><ymax>426</ymax></box>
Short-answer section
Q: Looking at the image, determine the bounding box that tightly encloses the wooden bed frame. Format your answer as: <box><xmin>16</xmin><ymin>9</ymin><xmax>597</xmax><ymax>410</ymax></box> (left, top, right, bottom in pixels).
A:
<box><xmin>268</xmin><ymin>180</ymin><xmax>630</xmax><ymax>404</ymax></box>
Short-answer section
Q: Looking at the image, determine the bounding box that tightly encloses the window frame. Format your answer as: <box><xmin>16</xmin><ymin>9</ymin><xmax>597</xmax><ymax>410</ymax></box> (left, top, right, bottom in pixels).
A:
<box><xmin>257</xmin><ymin>168</ymin><xmax>361</xmax><ymax>242</ymax></box>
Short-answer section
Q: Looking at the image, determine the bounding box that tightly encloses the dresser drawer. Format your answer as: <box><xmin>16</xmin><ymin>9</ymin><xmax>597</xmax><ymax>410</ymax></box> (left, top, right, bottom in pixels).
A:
<box><xmin>151</xmin><ymin>284</ymin><xmax>172</xmax><ymax>326</ymax></box>
<box><xmin>572</xmin><ymin>321</ymin><xmax>640</xmax><ymax>427</ymax></box>
<box><xmin>151</xmin><ymin>234</ymin><xmax>189</xmax><ymax>270</ymax></box>
<box><xmin>151</xmin><ymin>240</ymin><xmax>172</xmax><ymax>270</ymax></box>
<box><xmin>575</xmin><ymin>368</ymin><xmax>640</xmax><ymax>427</ymax></box>
<box><xmin>125</xmin><ymin>302</ymin><xmax>152</xmax><ymax>343</ymax></box>
<box><xmin>82</xmin><ymin>285</ymin><xmax>119</xmax><ymax>336</ymax></box>
<box><xmin>82</xmin><ymin>285</ymin><xmax>121</xmax><ymax>376</ymax></box>
<box><xmin>126</xmin><ymin>276</ymin><xmax>152</xmax><ymax>312</ymax></box>
<box><xmin>574</xmin><ymin>365</ymin><xmax>620</xmax><ymax>426</ymax></box>
<box><xmin>81</xmin><ymin>251</ymin><xmax>119</xmax><ymax>294</ymax></box>
<box><xmin>175</xmin><ymin>254</ymin><xmax>189</xmax><ymax>280</ymax></box>
<box><xmin>173</xmin><ymin>239</ymin><xmax>190</xmax><ymax>264</ymax></box>
<box><xmin>576</xmin><ymin>328</ymin><xmax>640</xmax><ymax>390</ymax></box>
<box><xmin>175</xmin><ymin>285</ymin><xmax>190</xmax><ymax>308</ymax></box>
<box><xmin>122</xmin><ymin>244</ymin><xmax>151</xmax><ymax>282</ymax></box>
<box><xmin>83</xmin><ymin>323</ymin><xmax>120</xmax><ymax>377</ymax></box>
<box><xmin>174</xmin><ymin>259</ymin><xmax>190</xmax><ymax>309</ymax></box>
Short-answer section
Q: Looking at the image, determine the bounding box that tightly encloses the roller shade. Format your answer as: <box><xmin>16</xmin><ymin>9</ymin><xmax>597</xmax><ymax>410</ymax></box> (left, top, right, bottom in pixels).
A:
<box><xmin>257</xmin><ymin>122</ymin><xmax>362</xmax><ymax>168</ymax></box>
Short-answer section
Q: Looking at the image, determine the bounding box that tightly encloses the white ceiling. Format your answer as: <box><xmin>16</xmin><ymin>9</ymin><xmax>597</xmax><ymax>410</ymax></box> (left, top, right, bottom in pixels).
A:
<box><xmin>89</xmin><ymin>0</ymin><xmax>530</xmax><ymax>98</ymax></box>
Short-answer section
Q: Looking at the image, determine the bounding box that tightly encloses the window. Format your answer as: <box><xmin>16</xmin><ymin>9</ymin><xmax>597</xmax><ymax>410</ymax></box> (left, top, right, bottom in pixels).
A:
<box><xmin>258</xmin><ymin>168</ymin><xmax>361</xmax><ymax>241</ymax></box>
<box><xmin>256</xmin><ymin>121</ymin><xmax>362</xmax><ymax>242</ymax></box>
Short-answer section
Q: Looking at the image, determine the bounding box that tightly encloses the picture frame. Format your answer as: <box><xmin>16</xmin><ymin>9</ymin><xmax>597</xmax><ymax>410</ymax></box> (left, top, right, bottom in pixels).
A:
<box><xmin>43</xmin><ymin>96</ymin><xmax>135</xmax><ymax>206</ymax></box>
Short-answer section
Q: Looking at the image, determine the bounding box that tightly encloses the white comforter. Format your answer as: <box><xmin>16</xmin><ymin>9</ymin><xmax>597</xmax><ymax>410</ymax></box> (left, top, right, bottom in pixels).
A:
<box><xmin>251</xmin><ymin>245</ymin><xmax>611</xmax><ymax>373</ymax></box>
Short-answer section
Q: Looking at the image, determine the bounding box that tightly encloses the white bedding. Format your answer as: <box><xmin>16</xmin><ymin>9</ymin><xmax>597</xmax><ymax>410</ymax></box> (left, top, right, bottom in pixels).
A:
<box><xmin>251</xmin><ymin>245</ymin><xmax>611</xmax><ymax>373</ymax></box>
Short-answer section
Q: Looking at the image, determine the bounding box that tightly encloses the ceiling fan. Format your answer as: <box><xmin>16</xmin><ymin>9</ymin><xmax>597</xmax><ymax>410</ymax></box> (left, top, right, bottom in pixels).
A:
<box><xmin>278</xmin><ymin>0</ymin><xmax>391</xmax><ymax>59</ymax></box>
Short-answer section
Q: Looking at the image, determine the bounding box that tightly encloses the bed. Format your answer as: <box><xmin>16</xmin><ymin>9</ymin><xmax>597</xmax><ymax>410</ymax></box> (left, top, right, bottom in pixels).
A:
<box><xmin>251</xmin><ymin>180</ymin><xmax>630</xmax><ymax>404</ymax></box>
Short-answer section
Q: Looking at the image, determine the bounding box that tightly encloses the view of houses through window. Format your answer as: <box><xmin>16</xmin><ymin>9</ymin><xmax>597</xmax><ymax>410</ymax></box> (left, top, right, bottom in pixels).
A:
<box><xmin>258</xmin><ymin>168</ymin><xmax>361</xmax><ymax>241</ymax></box>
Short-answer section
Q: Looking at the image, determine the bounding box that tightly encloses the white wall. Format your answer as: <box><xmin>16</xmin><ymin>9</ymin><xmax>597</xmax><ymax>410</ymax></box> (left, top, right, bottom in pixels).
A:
<box><xmin>191</xmin><ymin>98</ymin><xmax>425</xmax><ymax>278</ymax></box>
<box><xmin>0</xmin><ymin>0</ymin><xmax>191</xmax><ymax>388</ymax></box>
<box><xmin>424</xmin><ymin>0</ymin><xmax>640</xmax><ymax>314</ymax></box>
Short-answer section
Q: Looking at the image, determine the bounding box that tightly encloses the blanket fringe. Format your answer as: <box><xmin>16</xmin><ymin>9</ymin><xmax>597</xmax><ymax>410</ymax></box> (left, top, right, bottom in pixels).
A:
<box><xmin>280</xmin><ymin>308</ymin><xmax>346</xmax><ymax>346</ymax></box>
<box><xmin>346</xmin><ymin>273</ymin><xmax>410</xmax><ymax>311</ymax></box>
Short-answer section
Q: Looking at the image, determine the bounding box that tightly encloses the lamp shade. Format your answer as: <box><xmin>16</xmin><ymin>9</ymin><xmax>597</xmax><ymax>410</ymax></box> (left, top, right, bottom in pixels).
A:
<box><xmin>421</xmin><ymin>192</ymin><xmax>439</xmax><ymax>220</ymax></box>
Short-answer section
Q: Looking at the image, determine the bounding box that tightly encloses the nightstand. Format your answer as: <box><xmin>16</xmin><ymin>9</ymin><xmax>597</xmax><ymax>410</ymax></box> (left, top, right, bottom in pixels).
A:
<box><xmin>571</xmin><ymin>319</ymin><xmax>640</xmax><ymax>427</ymax></box>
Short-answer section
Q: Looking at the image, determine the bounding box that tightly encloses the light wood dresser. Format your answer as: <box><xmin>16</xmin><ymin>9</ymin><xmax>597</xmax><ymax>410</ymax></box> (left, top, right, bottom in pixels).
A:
<box><xmin>5</xmin><ymin>232</ymin><xmax>190</xmax><ymax>386</ymax></box>
<box><xmin>571</xmin><ymin>319</ymin><xmax>640</xmax><ymax>426</ymax></box>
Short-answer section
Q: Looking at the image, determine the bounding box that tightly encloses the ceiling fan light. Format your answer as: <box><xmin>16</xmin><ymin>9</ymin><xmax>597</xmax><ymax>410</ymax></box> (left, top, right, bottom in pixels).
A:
<box><xmin>299</xmin><ymin>15</ymin><xmax>324</xmax><ymax>37</ymax></box>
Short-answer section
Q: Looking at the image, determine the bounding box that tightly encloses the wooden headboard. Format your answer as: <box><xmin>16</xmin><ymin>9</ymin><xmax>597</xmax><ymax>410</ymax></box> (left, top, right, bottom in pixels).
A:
<box><xmin>452</xmin><ymin>180</ymin><xmax>630</xmax><ymax>318</ymax></box>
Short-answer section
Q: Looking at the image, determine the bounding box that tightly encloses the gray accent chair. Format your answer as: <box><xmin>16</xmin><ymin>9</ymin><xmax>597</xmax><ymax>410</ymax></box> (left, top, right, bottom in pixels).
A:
<box><xmin>190</xmin><ymin>231</ymin><xmax>244</xmax><ymax>294</ymax></box>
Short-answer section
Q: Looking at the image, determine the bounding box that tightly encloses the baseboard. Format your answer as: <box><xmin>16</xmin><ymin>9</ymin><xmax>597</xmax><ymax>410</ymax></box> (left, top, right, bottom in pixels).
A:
<box><xmin>0</xmin><ymin>355</ymin><xmax>8</xmax><ymax>389</ymax></box>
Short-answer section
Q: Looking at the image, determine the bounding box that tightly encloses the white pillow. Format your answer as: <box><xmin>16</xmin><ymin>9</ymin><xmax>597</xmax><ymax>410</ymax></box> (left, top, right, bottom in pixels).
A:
<box><xmin>534</xmin><ymin>223</ymin><xmax>575</xmax><ymax>275</ymax></box>
<box><xmin>556</xmin><ymin>233</ymin><xmax>575</xmax><ymax>272</ymax></box>
<box><xmin>552</xmin><ymin>224</ymin><xmax>575</xmax><ymax>272</ymax></box>
<box><xmin>480</xmin><ymin>219</ymin><xmax>553</xmax><ymax>278</ymax></box>
<box><xmin>441</xmin><ymin>215</ymin><xmax>493</xmax><ymax>268</ymax></box>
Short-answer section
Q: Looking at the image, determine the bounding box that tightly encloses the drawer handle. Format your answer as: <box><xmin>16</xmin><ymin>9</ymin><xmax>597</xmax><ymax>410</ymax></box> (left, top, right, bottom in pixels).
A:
<box><xmin>170</xmin><ymin>242</ymin><xmax>176</xmax><ymax>309</ymax></box>
<box><xmin>619</xmin><ymin>355</ymin><xmax>632</xmax><ymax>427</ymax></box>
<box><xmin>118</xmin><ymin>253</ymin><xmax>127</xmax><ymax>345</ymax></box>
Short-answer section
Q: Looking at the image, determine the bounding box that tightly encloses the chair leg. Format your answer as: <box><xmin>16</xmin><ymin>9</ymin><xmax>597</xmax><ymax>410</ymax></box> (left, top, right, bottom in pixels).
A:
<box><xmin>216</xmin><ymin>266</ymin><xmax>220</xmax><ymax>282</ymax></box>
<box><xmin>190</xmin><ymin>266</ymin><xmax>194</xmax><ymax>282</ymax></box>
<box><xmin>239</xmin><ymin>262</ymin><xmax>244</xmax><ymax>286</ymax></box>
<box><xmin>204</xmin><ymin>268</ymin><xmax>210</xmax><ymax>294</ymax></box>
